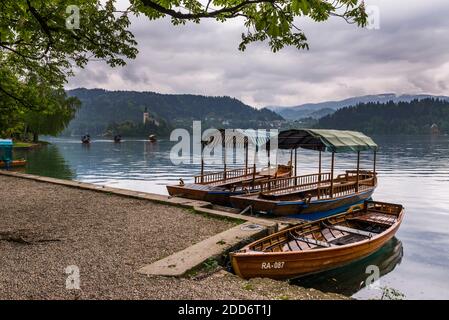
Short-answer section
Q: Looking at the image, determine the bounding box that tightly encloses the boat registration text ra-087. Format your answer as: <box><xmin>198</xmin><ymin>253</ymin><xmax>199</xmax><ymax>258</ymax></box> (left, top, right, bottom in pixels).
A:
<box><xmin>261</xmin><ymin>261</ymin><xmax>285</xmax><ymax>269</ymax></box>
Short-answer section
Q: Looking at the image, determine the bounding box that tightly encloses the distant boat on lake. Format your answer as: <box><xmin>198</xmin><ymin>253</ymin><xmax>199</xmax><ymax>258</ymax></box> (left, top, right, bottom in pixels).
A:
<box><xmin>81</xmin><ymin>135</ymin><xmax>91</xmax><ymax>144</ymax></box>
<box><xmin>149</xmin><ymin>134</ymin><xmax>157</xmax><ymax>142</ymax></box>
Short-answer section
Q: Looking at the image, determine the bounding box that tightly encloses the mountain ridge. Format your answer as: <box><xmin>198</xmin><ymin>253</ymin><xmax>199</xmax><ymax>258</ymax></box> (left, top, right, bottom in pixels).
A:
<box><xmin>65</xmin><ymin>88</ymin><xmax>284</xmax><ymax>136</ymax></box>
<box><xmin>268</xmin><ymin>93</ymin><xmax>449</xmax><ymax>120</ymax></box>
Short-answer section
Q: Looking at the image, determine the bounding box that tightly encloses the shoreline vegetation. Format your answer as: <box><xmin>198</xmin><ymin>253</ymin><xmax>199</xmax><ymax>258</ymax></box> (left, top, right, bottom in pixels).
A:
<box><xmin>315</xmin><ymin>98</ymin><xmax>449</xmax><ymax>135</ymax></box>
<box><xmin>0</xmin><ymin>172</ymin><xmax>346</xmax><ymax>300</ymax></box>
<box><xmin>13</xmin><ymin>141</ymin><xmax>48</xmax><ymax>149</ymax></box>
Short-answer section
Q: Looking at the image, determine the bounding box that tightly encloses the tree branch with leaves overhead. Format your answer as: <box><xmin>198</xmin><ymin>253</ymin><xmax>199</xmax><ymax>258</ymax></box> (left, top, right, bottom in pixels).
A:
<box><xmin>0</xmin><ymin>0</ymin><xmax>367</xmax><ymax>137</ymax></box>
<box><xmin>132</xmin><ymin>0</ymin><xmax>368</xmax><ymax>51</ymax></box>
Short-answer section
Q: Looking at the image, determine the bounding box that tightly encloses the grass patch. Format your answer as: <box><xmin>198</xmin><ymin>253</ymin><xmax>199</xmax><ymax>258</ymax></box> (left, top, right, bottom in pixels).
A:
<box><xmin>242</xmin><ymin>282</ymin><xmax>254</xmax><ymax>291</ymax></box>
<box><xmin>13</xmin><ymin>142</ymin><xmax>34</xmax><ymax>148</ymax></box>
<box><xmin>185</xmin><ymin>257</ymin><xmax>221</xmax><ymax>278</ymax></box>
<box><xmin>202</xmin><ymin>258</ymin><xmax>220</xmax><ymax>272</ymax></box>
<box><xmin>13</xmin><ymin>141</ymin><xmax>48</xmax><ymax>148</ymax></box>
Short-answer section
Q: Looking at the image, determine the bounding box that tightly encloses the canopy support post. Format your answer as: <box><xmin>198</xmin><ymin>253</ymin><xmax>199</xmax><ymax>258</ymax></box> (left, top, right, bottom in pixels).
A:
<box><xmin>330</xmin><ymin>152</ymin><xmax>335</xmax><ymax>198</ymax></box>
<box><xmin>223</xmin><ymin>134</ymin><xmax>227</xmax><ymax>181</ymax></box>
<box><xmin>252</xmin><ymin>136</ymin><xmax>258</xmax><ymax>189</ymax></box>
<box><xmin>318</xmin><ymin>151</ymin><xmax>322</xmax><ymax>199</ymax></box>
<box><xmin>373</xmin><ymin>150</ymin><xmax>377</xmax><ymax>186</ymax></box>
<box><xmin>200</xmin><ymin>141</ymin><xmax>205</xmax><ymax>183</ymax></box>
<box><xmin>244</xmin><ymin>138</ymin><xmax>248</xmax><ymax>176</ymax></box>
<box><xmin>289</xmin><ymin>149</ymin><xmax>293</xmax><ymax>177</ymax></box>
<box><xmin>356</xmin><ymin>151</ymin><xmax>360</xmax><ymax>193</ymax></box>
<box><xmin>294</xmin><ymin>148</ymin><xmax>298</xmax><ymax>186</ymax></box>
<box><xmin>267</xmin><ymin>139</ymin><xmax>271</xmax><ymax>170</ymax></box>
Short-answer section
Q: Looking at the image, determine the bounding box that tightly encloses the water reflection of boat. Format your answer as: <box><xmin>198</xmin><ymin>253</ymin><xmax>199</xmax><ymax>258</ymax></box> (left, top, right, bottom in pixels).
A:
<box><xmin>230</xmin><ymin>201</ymin><xmax>404</xmax><ymax>280</ymax></box>
<box><xmin>293</xmin><ymin>237</ymin><xmax>403</xmax><ymax>296</ymax></box>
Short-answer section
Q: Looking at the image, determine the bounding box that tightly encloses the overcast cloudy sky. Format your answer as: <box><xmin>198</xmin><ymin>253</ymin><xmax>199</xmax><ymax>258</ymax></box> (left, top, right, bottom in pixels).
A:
<box><xmin>66</xmin><ymin>0</ymin><xmax>449</xmax><ymax>108</ymax></box>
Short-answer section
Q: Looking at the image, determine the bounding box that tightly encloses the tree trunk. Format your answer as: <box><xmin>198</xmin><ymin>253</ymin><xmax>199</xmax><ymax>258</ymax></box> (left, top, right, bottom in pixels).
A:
<box><xmin>33</xmin><ymin>132</ymin><xmax>39</xmax><ymax>143</ymax></box>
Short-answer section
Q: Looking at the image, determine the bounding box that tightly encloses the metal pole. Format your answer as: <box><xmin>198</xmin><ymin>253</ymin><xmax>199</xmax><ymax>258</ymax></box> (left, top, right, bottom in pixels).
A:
<box><xmin>330</xmin><ymin>152</ymin><xmax>335</xmax><ymax>198</ymax></box>
<box><xmin>356</xmin><ymin>151</ymin><xmax>360</xmax><ymax>193</ymax></box>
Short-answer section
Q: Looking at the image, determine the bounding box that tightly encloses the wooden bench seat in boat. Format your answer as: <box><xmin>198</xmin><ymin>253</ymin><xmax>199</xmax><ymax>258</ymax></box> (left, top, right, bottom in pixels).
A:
<box><xmin>326</xmin><ymin>224</ymin><xmax>378</xmax><ymax>238</ymax></box>
<box><xmin>289</xmin><ymin>233</ymin><xmax>333</xmax><ymax>248</ymax></box>
<box><xmin>349</xmin><ymin>212</ymin><xmax>396</xmax><ymax>227</ymax></box>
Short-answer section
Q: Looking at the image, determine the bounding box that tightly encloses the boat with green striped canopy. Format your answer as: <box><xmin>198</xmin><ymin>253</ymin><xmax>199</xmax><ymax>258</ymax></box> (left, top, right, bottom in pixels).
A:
<box><xmin>230</xmin><ymin>129</ymin><xmax>378</xmax><ymax>219</ymax></box>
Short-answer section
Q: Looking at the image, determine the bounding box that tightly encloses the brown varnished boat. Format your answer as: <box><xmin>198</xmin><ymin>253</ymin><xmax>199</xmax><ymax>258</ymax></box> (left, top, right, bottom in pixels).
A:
<box><xmin>230</xmin><ymin>201</ymin><xmax>404</xmax><ymax>280</ymax></box>
<box><xmin>166</xmin><ymin>164</ymin><xmax>292</xmax><ymax>206</ymax></box>
<box><xmin>0</xmin><ymin>159</ymin><xmax>27</xmax><ymax>168</ymax></box>
<box><xmin>230</xmin><ymin>170</ymin><xmax>377</xmax><ymax>219</ymax></box>
<box><xmin>167</xmin><ymin>129</ymin><xmax>292</xmax><ymax>205</ymax></box>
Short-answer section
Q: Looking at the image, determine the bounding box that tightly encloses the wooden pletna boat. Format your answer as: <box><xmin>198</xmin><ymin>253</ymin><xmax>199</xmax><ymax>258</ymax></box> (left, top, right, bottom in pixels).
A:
<box><xmin>166</xmin><ymin>129</ymin><xmax>293</xmax><ymax>206</ymax></box>
<box><xmin>81</xmin><ymin>135</ymin><xmax>91</xmax><ymax>144</ymax></box>
<box><xmin>230</xmin><ymin>200</ymin><xmax>404</xmax><ymax>280</ymax></box>
<box><xmin>0</xmin><ymin>139</ymin><xmax>27</xmax><ymax>168</ymax></box>
<box><xmin>0</xmin><ymin>159</ymin><xmax>27</xmax><ymax>168</ymax></box>
<box><xmin>230</xmin><ymin>129</ymin><xmax>378</xmax><ymax>219</ymax></box>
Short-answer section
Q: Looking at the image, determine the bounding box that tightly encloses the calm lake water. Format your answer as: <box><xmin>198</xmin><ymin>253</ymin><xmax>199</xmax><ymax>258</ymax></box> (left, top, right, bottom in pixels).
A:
<box><xmin>12</xmin><ymin>135</ymin><xmax>449</xmax><ymax>299</ymax></box>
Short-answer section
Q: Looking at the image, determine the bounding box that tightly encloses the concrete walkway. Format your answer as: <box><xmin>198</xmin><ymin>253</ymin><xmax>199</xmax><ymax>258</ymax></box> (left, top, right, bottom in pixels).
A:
<box><xmin>138</xmin><ymin>222</ymin><xmax>267</xmax><ymax>276</ymax></box>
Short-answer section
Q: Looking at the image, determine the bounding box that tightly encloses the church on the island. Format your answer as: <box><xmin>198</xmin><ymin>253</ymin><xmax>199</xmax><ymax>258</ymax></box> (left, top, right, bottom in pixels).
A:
<box><xmin>143</xmin><ymin>107</ymin><xmax>160</xmax><ymax>126</ymax></box>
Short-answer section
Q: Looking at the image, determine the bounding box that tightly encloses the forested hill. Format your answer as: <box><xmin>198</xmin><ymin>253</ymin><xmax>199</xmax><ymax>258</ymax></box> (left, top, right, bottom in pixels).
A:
<box><xmin>316</xmin><ymin>98</ymin><xmax>449</xmax><ymax>134</ymax></box>
<box><xmin>66</xmin><ymin>88</ymin><xmax>283</xmax><ymax>136</ymax></box>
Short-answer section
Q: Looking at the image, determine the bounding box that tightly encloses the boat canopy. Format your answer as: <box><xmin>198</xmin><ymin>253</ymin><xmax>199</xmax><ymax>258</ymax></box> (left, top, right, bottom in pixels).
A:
<box><xmin>277</xmin><ymin>129</ymin><xmax>378</xmax><ymax>153</ymax></box>
<box><xmin>203</xmin><ymin>129</ymin><xmax>272</xmax><ymax>149</ymax></box>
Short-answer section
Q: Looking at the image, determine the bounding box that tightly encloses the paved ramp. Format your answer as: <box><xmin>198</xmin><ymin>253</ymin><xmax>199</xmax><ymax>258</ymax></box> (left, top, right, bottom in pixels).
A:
<box><xmin>137</xmin><ymin>222</ymin><xmax>269</xmax><ymax>277</ymax></box>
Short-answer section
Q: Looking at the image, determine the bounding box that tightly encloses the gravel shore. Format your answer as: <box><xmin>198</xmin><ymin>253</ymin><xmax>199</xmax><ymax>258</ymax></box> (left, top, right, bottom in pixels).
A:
<box><xmin>0</xmin><ymin>174</ymin><xmax>345</xmax><ymax>300</ymax></box>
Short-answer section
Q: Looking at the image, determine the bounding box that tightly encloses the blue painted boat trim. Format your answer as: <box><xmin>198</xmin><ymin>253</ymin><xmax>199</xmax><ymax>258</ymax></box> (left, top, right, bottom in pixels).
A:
<box><xmin>289</xmin><ymin>200</ymin><xmax>367</xmax><ymax>221</ymax></box>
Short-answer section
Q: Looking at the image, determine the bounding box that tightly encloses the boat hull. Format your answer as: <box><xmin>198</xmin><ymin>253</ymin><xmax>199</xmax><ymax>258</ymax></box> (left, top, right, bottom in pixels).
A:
<box><xmin>230</xmin><ymin>207</ymin><xmax>403</xmax><ymax>280</ymax></box>
<box><xmin>166</xmin><ymin>184</ymin><xmax>245</xmax><ymax>206</ymax></box>
<box><xmin>0</xmin><ymin>160</ymin><xmax>27</xmax><ymax>168</ymax></box>
<box><xmin>230</xmin><ymin>188</ymin><xmax>375</xmax><ymax>219</ymax></box>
